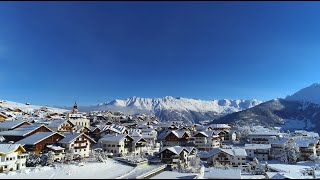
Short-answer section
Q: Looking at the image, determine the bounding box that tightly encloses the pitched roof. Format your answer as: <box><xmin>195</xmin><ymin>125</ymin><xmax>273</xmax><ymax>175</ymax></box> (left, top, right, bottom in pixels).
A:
<box><xmin>98</xmin><ymin>134</ymin><xmax>133</xmax><ymax>142</ymax></box>
<box><xmin>244</xmin><ymin>144</ymin><xmax>271</xmax><ymax>150</ymax></box>
<box><xmin>58</xmin><ymin>133</ymin><xmax>96</xmax><ymax>144</ymax></box>
<box><xmin>0</xmin><ymin>120</ymin><xmax>31</xmax><ymax>129</ymax></box>
<box><xmin>160</xmin><ymin>146</ymin><xmax>187</xmax><ymax>155</ymax></box>
<box><xmin>15</xmin><ymin>132</ymin><xmax>64</xmax><ymax>145</ymax></box>
<box><xmin>193</xmin><ymin>131</ymin><xmax>218</xmax><ymax>137</ymax></box>
<box><xmin>271</xmin><ymin>138</ymin><xmax>289</xmax><ymax>145</ymax></box>
<box><xmin>294</xmin><ymin>139</ymin><xmax>318</xmax><ymax>148</ymax></box>
<box><xmin>47</xmin><ymin>144</ymin><xmax>65</xmax><ymax>151</ymax></box>
<box><xmin>0</xmin><ymin>124</ymin><xmax>53</xmax><ymax>137</ymax></box>
<box><xmin>207</xmin><ymin>148</ymin><xmax>247</xmax><ymax>157</ymax></box>
<box><xmin>0</xmin><ymin>144</ymin><xmax>26</xmax><ymax>154</ymax></box>
<box><xmin>47</xmin><ymin>119</ymin><xmax>74</xmax><ymax>128</ymax></box>
<box><xmin>168</xmin><ymin>130</ymin><xmax>188</xmax><ymax>139</ymax></box>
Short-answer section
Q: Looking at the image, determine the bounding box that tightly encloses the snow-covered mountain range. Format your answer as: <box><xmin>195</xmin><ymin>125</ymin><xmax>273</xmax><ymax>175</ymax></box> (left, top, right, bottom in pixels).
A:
<box><xmin>79</xmin><ymin>96</ymin><xmax>263</xmax><ymax>124</ymax></box>
<box><xmin>210</xmin><ymin>83</ymin><xmax>320</xmax><ymax>132</ymax></box>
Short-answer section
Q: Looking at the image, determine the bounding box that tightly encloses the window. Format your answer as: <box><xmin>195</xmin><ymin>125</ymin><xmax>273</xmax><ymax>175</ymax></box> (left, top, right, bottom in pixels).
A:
<box><xmin>103</xmin><ymin>144</ymin><xmax>106</xmax><ymax>147</ymax></box>
<box><xmin>4</xmin><ymin>165</ymin><xmax>7</xmax><ymax>168</ymax></box>
<box><xmin>108</xmin><ymin>144</ymin><xmax>111</xmax><ymax>147</ymax></box>
<box><xmin>112</xmin><ymin>145</ymin><xmax>115</xmax><ymax>147</ymax></box>
<box><xmin>75</xmin><ymin>149</ymin><xmax>77</xmax><ymax>152</ymax></box>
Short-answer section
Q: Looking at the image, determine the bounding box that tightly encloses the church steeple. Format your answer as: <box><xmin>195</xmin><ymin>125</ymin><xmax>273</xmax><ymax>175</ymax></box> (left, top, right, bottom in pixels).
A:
<box><xmin>72</xmin><ymin>101</ymin><xmax>78</xmax><ymax>113</ymax></box>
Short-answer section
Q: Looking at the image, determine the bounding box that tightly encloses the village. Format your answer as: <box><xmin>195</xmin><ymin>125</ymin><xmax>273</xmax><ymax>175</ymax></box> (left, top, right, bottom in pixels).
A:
<box><xmin>0</xmin><ymin>101</ymin><xmax>320</xmax><ymax>179</ymax></box>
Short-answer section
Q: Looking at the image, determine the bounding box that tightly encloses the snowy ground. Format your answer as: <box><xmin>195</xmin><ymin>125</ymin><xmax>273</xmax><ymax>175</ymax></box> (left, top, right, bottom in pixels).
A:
<box><xmin>119</xmin><ymin>164</ymin><xmax>163</xmax><ymax>179</ymax></box>
<box><xmin>0</xmin><ymin>159</ymin><xmax>134</xmax><ymax>179</ymax></box>
<box><xmin>150</xmin><ymin>171</ymin><xmax>198</xmax><ymax>179</ymax></box>
<box><xmin>240</xmin><ymin>174</ymin><xmax>265</xmax><ymax>179</ymax></box>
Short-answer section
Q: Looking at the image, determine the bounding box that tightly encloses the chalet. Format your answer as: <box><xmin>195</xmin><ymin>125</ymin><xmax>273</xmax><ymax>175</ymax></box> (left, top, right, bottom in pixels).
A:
<box><xmin>98</xmin><ymin>134</ymin><xmax>134</xmax><ymax>156</ymax></box>
<box><xmin>89</xmin><ymin>126</ymin><xmax>102</xmax><ymax>140</ymax></box>
<box><xmin>0</xmin><ymin>124</ymin><xmax>54</xmax><ymax>142</ymax></box>
<box><xmin>131</xmin><ymin>136</ymin><xmax>147</xmax><ymax>155</ymax></box>
<box><xmin>206</xmin><ymin>148</ymin><xmax>248</xmax><ymax>172</ymax></box>
<box><xmin>46</xmin><ymin>145</ymin><xmax>65</xmax><ymax>161</ymax></box>
<box><xmin>47</xmin><ymin>119</ymin><xmax>76</xmax><ymax>133</ymax></box>
<box><xmin>0</xmin><ymin>113</ymin><xmax>8</xmax><ymax>122</ymax></box>
<box><xmin>0</xmin><ymin>120</ymin><xmax>32</xmax><ymax>132</ymax></box>
<box><xmin>212</xmin><ymin>130</ymin><xmax>230</xmax><ymax>142</ymax></box>
<box><xmin>270</xmin><ymin>138</ymin><xmax>290</xmax><ymax>160</ymax></box>
<box><xmin>164</xmin><ymin>130</ymin><xmax>191</xmax><ymax>147</ymax></box>
<box><xmin>0</xmin><ymin>144</ymin><xmax>28</xmax><ymax>172</ymax></box>
<box><xmin>159</xmin><ymin>146</ymin><xmax>197</xmax><ymax>170</ymax></box>
<box><xmin>248</xmin><ymin>131</ymin><xmax>279</xmax><ymax>144</ymax></box>
<box><xmin>294</xmin><ymin>130</ymin><xmax>319</xmax><ymax>139</ymax></box>
<box><xmin>295</xmin><ymin>139</ymin><xmax>318</xmax><ymax>161</ymax></box>
<box><xmin>190</xmin><ymin>131</ymin><xmax>220</xmax><ymax>151</ymax></box>
<box><xmin>15</xmin><ymin>132</ymin><xmax>65</xmax><ymax>154</ymax></box>
<box><xmin>244</xmin><ymin>144</ymin><xmax>271</xmax><ymax>161</ymax></box>
<box><xmin>57</xmin><ymin>133</ymin><xmax>96</xmax><ymax>158</ymax></box>
<box><xmin>46</xmin><ymin>113</ymin><xmax>63</xmax><ymax>119</ymax></box>
<box><xmin>207</xmin><ymin>124</ymin><xmax>232</xmax><ymax>131</ymax></box>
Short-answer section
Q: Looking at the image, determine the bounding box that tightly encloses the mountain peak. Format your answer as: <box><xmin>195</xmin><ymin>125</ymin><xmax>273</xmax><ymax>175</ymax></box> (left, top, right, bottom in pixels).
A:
<box><xmin>310</xmin><ymin>83</ymin><xmax>320</xmax><ymax>88</ymax></box>
<box><xmin>286</xmin><ymin>83</ymin><xmax>320</xmax><ymax>105</ymax></box>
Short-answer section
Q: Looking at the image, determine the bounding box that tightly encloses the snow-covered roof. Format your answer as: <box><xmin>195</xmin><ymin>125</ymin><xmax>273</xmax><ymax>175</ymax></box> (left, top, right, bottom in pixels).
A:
<box><xmin>294</xmin><ymin>139</ymin><xmax>318</xmax><ymax>148</ymax></box>
<box><xmin>129</xmin><ymin>131</ymin><xmax>142</xmax><ymax>137</ymax></box>
<box><xmin>167</xmin><ymin>130</ymin><xmax>188</xmax><ymax>139</ymax></box>
<box><xmin>132</xmin><ymin>136</ymin><xmax>146</xmax><ymax>144</ymax></box>
<box><xmin>0</xmin><ymin>144</ymin><xmax>26</xmax><ymax>154</ymax></box>
<box><xmin>101</xmin><ymin>124</ymin><xmax>126</xmax><ymax>134</ymax></box>
<box><xmin>15</xmin><ymin>132</ymin><xmax>63</xmax><ymax>145</ymax></box>
<box><xmin>46</xmin><ymin>144</ymin><xmax>65</xmax><ymax>151</ymax></box>
<box><xmin>160</xmin><ymin>146</ymin><xmax>187</xmax><ymax>155</ymax></box>
<box><xmin>271</xmin><ymin>138</ymin><xmax>289</xmax><ymax>145</ymax></box>
<box><xmin>208</xmin><ymin>124</ymin><xmax>231</xmax><ymax>128</ymax></box>
<box><xmin>98</xmin><ymin>134</ymin><xmax>133</xmax><ymax>142</ymax></box>
<box><xmin>204</xmin><ymin>167</ymin><xmax>241</xmax><ymax>179</ymax></box>
<box><xmin>244</xmin><ymin>144</ymin><xmax>271</xmax><ymax>150</ymax></box>
<box><xmin>193</xmin><ymin>131</ymin><xmax>219</xmax><ymax>138</ymax></box>
<box><xmin>249</xmin><ymin>131</ymin><xmax>279</xmax><ymax>136</ymax></box>
<box><xmin>58</xmin><ymin>133</ymin><xmax>96</xmax><ymax>144</ymax></box>
<box><xmin>207</xmin><ymin>148</ymin><xmax>247</xmax><ymax>157</ymax></box>
<box><xmin>0</xmin><ymin>124</ymin><xmax>53</xmax><ymax>137</ymax></box>
<box><xmin>47</xmin><ymin>119</ymin><xmax>74</xmax><ymax>128</ymax></box>
<box><xmin>0</xmin><ymin>119</ymin><xmax>30</xmax><ymax>129</ymax></box>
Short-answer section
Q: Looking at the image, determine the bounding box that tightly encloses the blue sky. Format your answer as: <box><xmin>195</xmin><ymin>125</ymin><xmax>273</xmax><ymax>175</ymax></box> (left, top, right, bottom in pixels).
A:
<box><xmin>1</xmin><ymin>1</ymin><xmax>320</xmax><ymax>106</ymax></box>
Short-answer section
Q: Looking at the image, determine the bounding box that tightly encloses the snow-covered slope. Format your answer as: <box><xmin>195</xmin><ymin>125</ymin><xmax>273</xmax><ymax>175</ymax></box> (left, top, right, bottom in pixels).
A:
<box><xmin>286</xmin><ymin>83</ymin><xmax>320</xmax><ymax>105</ymax></box>
<box><xmin>84</xmin><ymin>96</ymin><xmax>263</xmax><ymax>123</ymax></box>
<box><xmin>0</xmin><ymin>99</ymin><xmax>69</xmax><ymax>114</ymax></box>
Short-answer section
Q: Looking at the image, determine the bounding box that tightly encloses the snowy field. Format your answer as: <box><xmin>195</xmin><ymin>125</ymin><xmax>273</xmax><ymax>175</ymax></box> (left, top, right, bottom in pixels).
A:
<box><xmin>150</xmin><ymin>171</ymin><xmax>198</xmax><ymax>179</ymax></box>
<box><xmin>0</xmin><ymin>159</ymin><xmax>134</xmax><ymax>179</ymax></box>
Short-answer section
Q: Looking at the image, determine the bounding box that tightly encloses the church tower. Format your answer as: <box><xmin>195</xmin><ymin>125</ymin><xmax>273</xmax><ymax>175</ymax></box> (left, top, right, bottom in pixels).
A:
<box><xmin>72</xmin><ymin>101</ymin><xmax>78</xmax><ymax>114</ymax></box>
